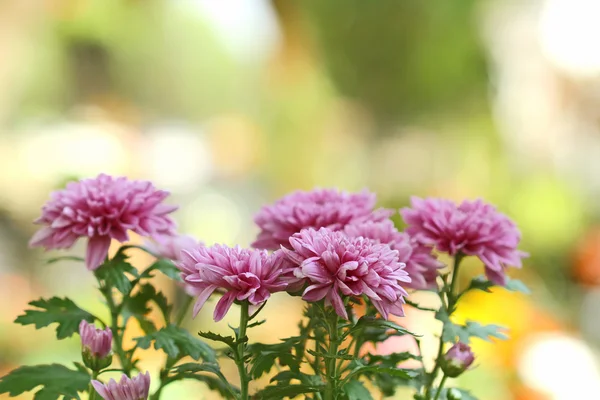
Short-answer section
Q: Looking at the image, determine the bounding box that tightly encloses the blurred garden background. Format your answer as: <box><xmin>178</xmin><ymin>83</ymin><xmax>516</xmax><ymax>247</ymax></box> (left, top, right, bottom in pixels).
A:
<box><xmin>1</xmin><ymin>0</ymin><xmax>600</xmax><ymax>399</ymax></box>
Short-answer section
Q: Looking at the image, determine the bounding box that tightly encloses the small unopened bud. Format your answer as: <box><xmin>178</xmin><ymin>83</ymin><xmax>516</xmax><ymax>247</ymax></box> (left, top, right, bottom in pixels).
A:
<box><xmin>441</xmin><ymin>342</ymin><xmax>474</xmax><ymax>378</ymax></box>
<box><xmin>79</xmin><ymin>320</ymin><xmax>112</xmax><ymax>371</ymax></box>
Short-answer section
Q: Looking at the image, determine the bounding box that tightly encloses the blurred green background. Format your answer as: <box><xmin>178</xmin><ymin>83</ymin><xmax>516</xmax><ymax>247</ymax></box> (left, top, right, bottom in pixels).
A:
<box><xmin>2</xmin><ymin>0</ymin><xmax>600</xmax><ymax>399</ymax></box>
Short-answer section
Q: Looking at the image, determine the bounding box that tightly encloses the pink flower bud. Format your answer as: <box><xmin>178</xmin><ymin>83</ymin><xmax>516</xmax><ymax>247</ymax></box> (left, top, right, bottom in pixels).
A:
<box><xmin>442</xmin><ymin>342</ymin><xmax>475</xmax><ymax>378</ymax></box>
<box><xmin>79</xmin><ymin>320</ymin><xmax>112</xmax><ymax>370</ymax></box>
<box><xmin>92</xmin><ymin>372</ymin><xmax>151</xmax><ymax>400</ymax></box>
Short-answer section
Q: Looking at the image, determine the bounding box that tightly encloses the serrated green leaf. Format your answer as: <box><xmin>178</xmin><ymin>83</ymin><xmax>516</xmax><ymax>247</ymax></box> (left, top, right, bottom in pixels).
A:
<box><xmin>95</xmin><ymin>252</ymin><xmax>138</xmax><ymax>294</ymax></box>
<box><xmin>247</xmin><ymin>337</ymin><xmax>303</xmax><ymax>379</ymax></box>
<box><xmin>442</xmin><ymin>320</ymin><xmax>508</xmax><ymax>343</ymax></box>
<box><xmin>198</xmin><ymin>331</ymin><xmax>237</xmax><ymax>348</ymax></box>
<box><xmin>135</xmin><ymin>325</ymin><xmax>215</xmax><ymax>362</ymax></box>
<box><xmin>254</xmin><ymin>383</ymin><xmax>325</xmax><ymax>400</ymax></box>
<box><xmin>364</xmin><ymin>352</ymin><xmax>422</xmax><ymax>365</ymax></box>
<box><xmin>141</xmin><ymin>259</ymin><xmax>182</xmax><ymax>281</ymax></box>
<box><xmin>464</xmin><ymin>276</ymin><xmax>494</xmax><ymax>293</ymax></box>
<box><xmin>350</xmin><ymin>316</ymin><xmax>416</xmax><ymax>336</ymax></box>
<box><xmin>463</xmin><ymin>321</ymin><xmax>508</xmax><ymax>342</ymax></box>
<box><xmin>123</xmin><ymin>284</ymin><xmax>172</xmax><ymax>329</ymax></box>
<box><xmin>343</xmin><ymin>380</ymin><xmax>373</xmax><ymax>400</ymax></box>
<box><xmin>345</xmin><ymin>364</ymin><xmax>418</xmax><ymax>382</ymax></box>
<box><xmin>14</xmin><ymin>297</ymin><xmax>94</xmax><ymax>339</ymax></box>
<box><xmin>0</xmin><ymin>364</ymin><xmax>90</xmax><ymax>400</ymax></box>
<box><xmin>465</xmin><ymin>276</ymin><xmax>530</xmax><ymax>296</ymax></box>
<box><xmin>405</xmin><ymin>299</ymin><xmax>437</xmax><ymax>312</ymax></box>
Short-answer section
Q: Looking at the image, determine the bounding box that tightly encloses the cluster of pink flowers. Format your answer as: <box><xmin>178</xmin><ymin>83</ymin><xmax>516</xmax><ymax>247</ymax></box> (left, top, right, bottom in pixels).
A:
<box><xmin>401</xmin><ymin>197</ymin><xmax>528</xmax><ymax>285</ymax></box>
<box><xmin>252</xmin><ymin>189</ymin><xmax>392</xmax><ymax>250</ymax></box>
<box><xmin>344</xmin><ymin>220</ymin><xmax>443</xmax><ymax>289</ymax></box>
<box><xmin>30</xmin><ymin>176</ymin><xmax>526</xmax><ymax>321</ymax></box>
<box><xmin>92</xmin><ymin>372</ymin><xmax>150</xmax><ymax>400</ymax></box>
<box><xmin>30</xmin><ymin>174</ymin><xmax>177</xmax><ymax>270</ymax></box>
<box><xmin>282</xmin><ymin>228</ymin><xmax>410</xmax><ymax>319</ymax></box>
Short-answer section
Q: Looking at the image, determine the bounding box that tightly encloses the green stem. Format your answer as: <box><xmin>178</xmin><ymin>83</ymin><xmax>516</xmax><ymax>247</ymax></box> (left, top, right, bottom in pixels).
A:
<box><xmin>236</xmin><ymin>302</ymin><xmax>250</xmax><ymax>400</ymax></box>
<box><xmin>447</xmin><ymin>253</ymin><xmax>464</xmax><ymax>312</ymax></box>
<box><xmin>433</xmin><ymin>375</ymin><xmax>448</xmax><ymax>400</ymax></box>
<box><xmin>101</xmin><ymin>287</ymin><xmax>132</xmax><ymax>376</ymax></box>
<box><xmin>89</xmin><ymin>371</ymin><xmax>99</xmax><ymax>400</ymax></box>
<box><xmin>174</xmin><ymin>296</ymin><xmax>193</xmax><ymax>326</ymax></box>
<box><xmin>425</xmin><ymin>254</ymin><xmax>463</xmax><ymax>399</ymax></box>
<box><xmin>324</xmin><ymin>313</ymin><xmax>340</xmax><ymax>400</ymax></box>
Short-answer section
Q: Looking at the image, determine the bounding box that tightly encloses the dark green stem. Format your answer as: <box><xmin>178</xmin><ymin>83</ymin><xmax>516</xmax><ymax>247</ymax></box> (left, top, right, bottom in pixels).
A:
<box><xmin>433</xmin><ymin>375</ymin><xmax>448</xmax><ymax>400</ymax></box>
<box><xmin>174</xmin><ymin>296</ymin><xmax>193</xmax><ymax>326</ymax></box>
<box><xmin>447</xmin><ymin>253</ymin><xmax>464</xmax><ymax>312</ymax></box>
<box><xmin>235</xmin><ymin>301</ymin><xmax>250</xmax><ymax>400</ymax></box>
<box><xmin>101</xmin><ymin>286</ymin><xmax>132</xmax><ymax>376</ymax></box>
<box><xmin>425</xmin><ymin>254</ymin><xmax>463</xmax><ymax>399</ymax></box>
<box><xmin>324</xmin><ymin>313</ymin><xmax>340</xmax><ymax>400</ymax></box>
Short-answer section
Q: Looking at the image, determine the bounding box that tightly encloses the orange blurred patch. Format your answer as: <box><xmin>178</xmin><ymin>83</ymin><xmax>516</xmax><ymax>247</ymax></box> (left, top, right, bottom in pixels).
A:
<box><xmin>574</xmin><ymin>227</ymin><xmax>600</xmax><ymax>285</ymax></box>
<box><xmin>511</xmin><ymin>384</ymin><xmax>552</xmax><ymax>400</ymax></box>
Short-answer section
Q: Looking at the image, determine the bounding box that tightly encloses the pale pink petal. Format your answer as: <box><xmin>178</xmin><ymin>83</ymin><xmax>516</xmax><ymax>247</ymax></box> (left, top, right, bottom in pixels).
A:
<box><xmin>86</xmin><ymin>236</ymin><xmax>112</xmax><ymax>271</ymax></box>
<box><xmin>213</xmin><ymin>292</ymin><xmax>236</xmax><ymax>322</ymax></box>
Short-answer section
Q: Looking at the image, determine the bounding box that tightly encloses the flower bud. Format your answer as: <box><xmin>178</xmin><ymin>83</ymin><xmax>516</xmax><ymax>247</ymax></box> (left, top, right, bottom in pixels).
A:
<box><xmin>92</xmin><ymin>372</ymin><xmax>151</xmax><ymax>400</ymax></box>
<box><xmin>79</xmin><ymin>320</ymin><xmax>112</xmax><ymax>371</ymax></box>
<box><xmin>441</xmin><ymin>342</ymin><xmax>475</xmax><ymax>378</ymax></box>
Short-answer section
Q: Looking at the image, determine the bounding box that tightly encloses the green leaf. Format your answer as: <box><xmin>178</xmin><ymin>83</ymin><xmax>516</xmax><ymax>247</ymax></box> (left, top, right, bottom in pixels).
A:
<box><xmin>123</xmin><ymin>284</ymin><xmax>172</xmax><ymax>330</ymax></box>
<box><xmin>462</xmin><ymin>321</ymin><xmax>508</xmax><ymax>342</ymax></box>
<box><xmin>141</xmin><ymin>259</ymin><xmax>182</xmax><ymax>281</ymax></box>
<box><xmin>198</xmin><ymin>331</ymin><xmax>237</xmax><ymax>348</ymax></box>
<box><xmin>254</xmin><ymin>383</ymin><xmax>325</xmax><ymax>400</ymax></box>
<box><xmin>170</xmin><ymin>362</ymin><xmax>235</xmax><ymax>398</ymax></box>
<box><xmin>343</xmin><ymin>380</ymin><xmax>373</xmax><ymax>400</ymax></box>
<box><xmin>346</xmin><ymin>316</ymin><xmax>417</xmax><ymax>342</ymax></box>
<box><xmin>464</xmin><ymin>276</ymin><xmax>494</xmax><ymax>293</ymax></box>
<box><xmin>248</xmin><ymin>319</ymin><xmax>266</xmax><ymax>328</ymax></box>
<box><xmin>345</xmin><ymin>364</ymin><xmax>418</xmax><ymax>382</ymax></box>
<box><xmin>14</xmin><ymin>297</ymin><xmax>94</xmax><ymax>339</ymax></box>
<box><xmin>364</xmin><ymin>352</ymin><xmax>422</xmax><ymax>365</ymax></box>
<box><xmin>269</xmin><ymin>371</ymin><xmax>322</xmax><ymax>387</ymax></box>
<box><xmin>95</xmin><ymin>252</ymin><xmax>138</xmax><ymax>294</ymax></box>
<box><xmin>505</xmin><ymin>279</ymin><xmax>531</xmax><ymax>294</ymax></box>
<box><xmin>441</xmin><ymin>319</ymin><xmax>508</xmax><ymax>344</ymax></box>
<box><xmin>135</xmin><ymin>324</ymin><xmax>216</xmax><ymax>362</ymax></box>
<box><xmin>169</xmin><ymin>364</ymin><xmax>237</xmax><ymax>399</ymax></box>
<box><xmin>0</xmin><ymin>364</ymin><xmax>90</xmax><ymax>400</ymax></box>
<box><xmin>45</xmin><ymin>256</ymin><xmax>84</xmax><ymax>265</ymax></box>
<box><xmin>247</xmin><ymin>337</ymin><xmax>303</xmax><ymax>379</ymax></box>
<box><xmin>405</xmin><ymin>299</ymin><xmax>437</xmax><ymax>312</ymax></box>
<box><xmin>465</xmin><ymin>276</ymin><xmax>530</xmax><ymax>296</ymax></box>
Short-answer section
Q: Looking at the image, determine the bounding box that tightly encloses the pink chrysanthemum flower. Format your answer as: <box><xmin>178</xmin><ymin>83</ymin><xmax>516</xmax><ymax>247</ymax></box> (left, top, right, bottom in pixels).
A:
<box><xmin>252</xmin><ymin>188</ymin><xmax>393</xmax><ymax>250</ymax></box>
<box><xmin>400</xmin><ymin>197</ymin><xmax>528</xmax><ymax>285</ymax></box>
<box><xmin>344</xmin><ymin>220</ymin><xmax>443</xmax><ymax>289</ymax></box>
<box><xmin>145</xmin><ymin>234</ymin><xmax>200</xmax><ymax>262</ymax></box>
<box><xmin>282</xmin><ymin>227</ymin><xmax>411</xmax><ymax>320</ymax></box>
<box><xmin>92</xmin><ymin>372</ymin><xmax>150</xmax><ymax>400</ymax></box>
<box><xmin>29</xmin><ymin>174</ymin><xmax>177</xmax><ymax>271</ymax></box>
<box><xmin>178</xmin><ymin>245</ymin><xmax>288</xmax><ymax>321</ymax></box>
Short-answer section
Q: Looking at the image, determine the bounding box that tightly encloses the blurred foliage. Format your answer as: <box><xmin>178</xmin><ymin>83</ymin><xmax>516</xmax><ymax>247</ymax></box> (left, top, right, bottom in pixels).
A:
<box><xmin>301</xmin><ymin>0</ymin><xmax>489</xmax><ymax>125</ymax></box>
